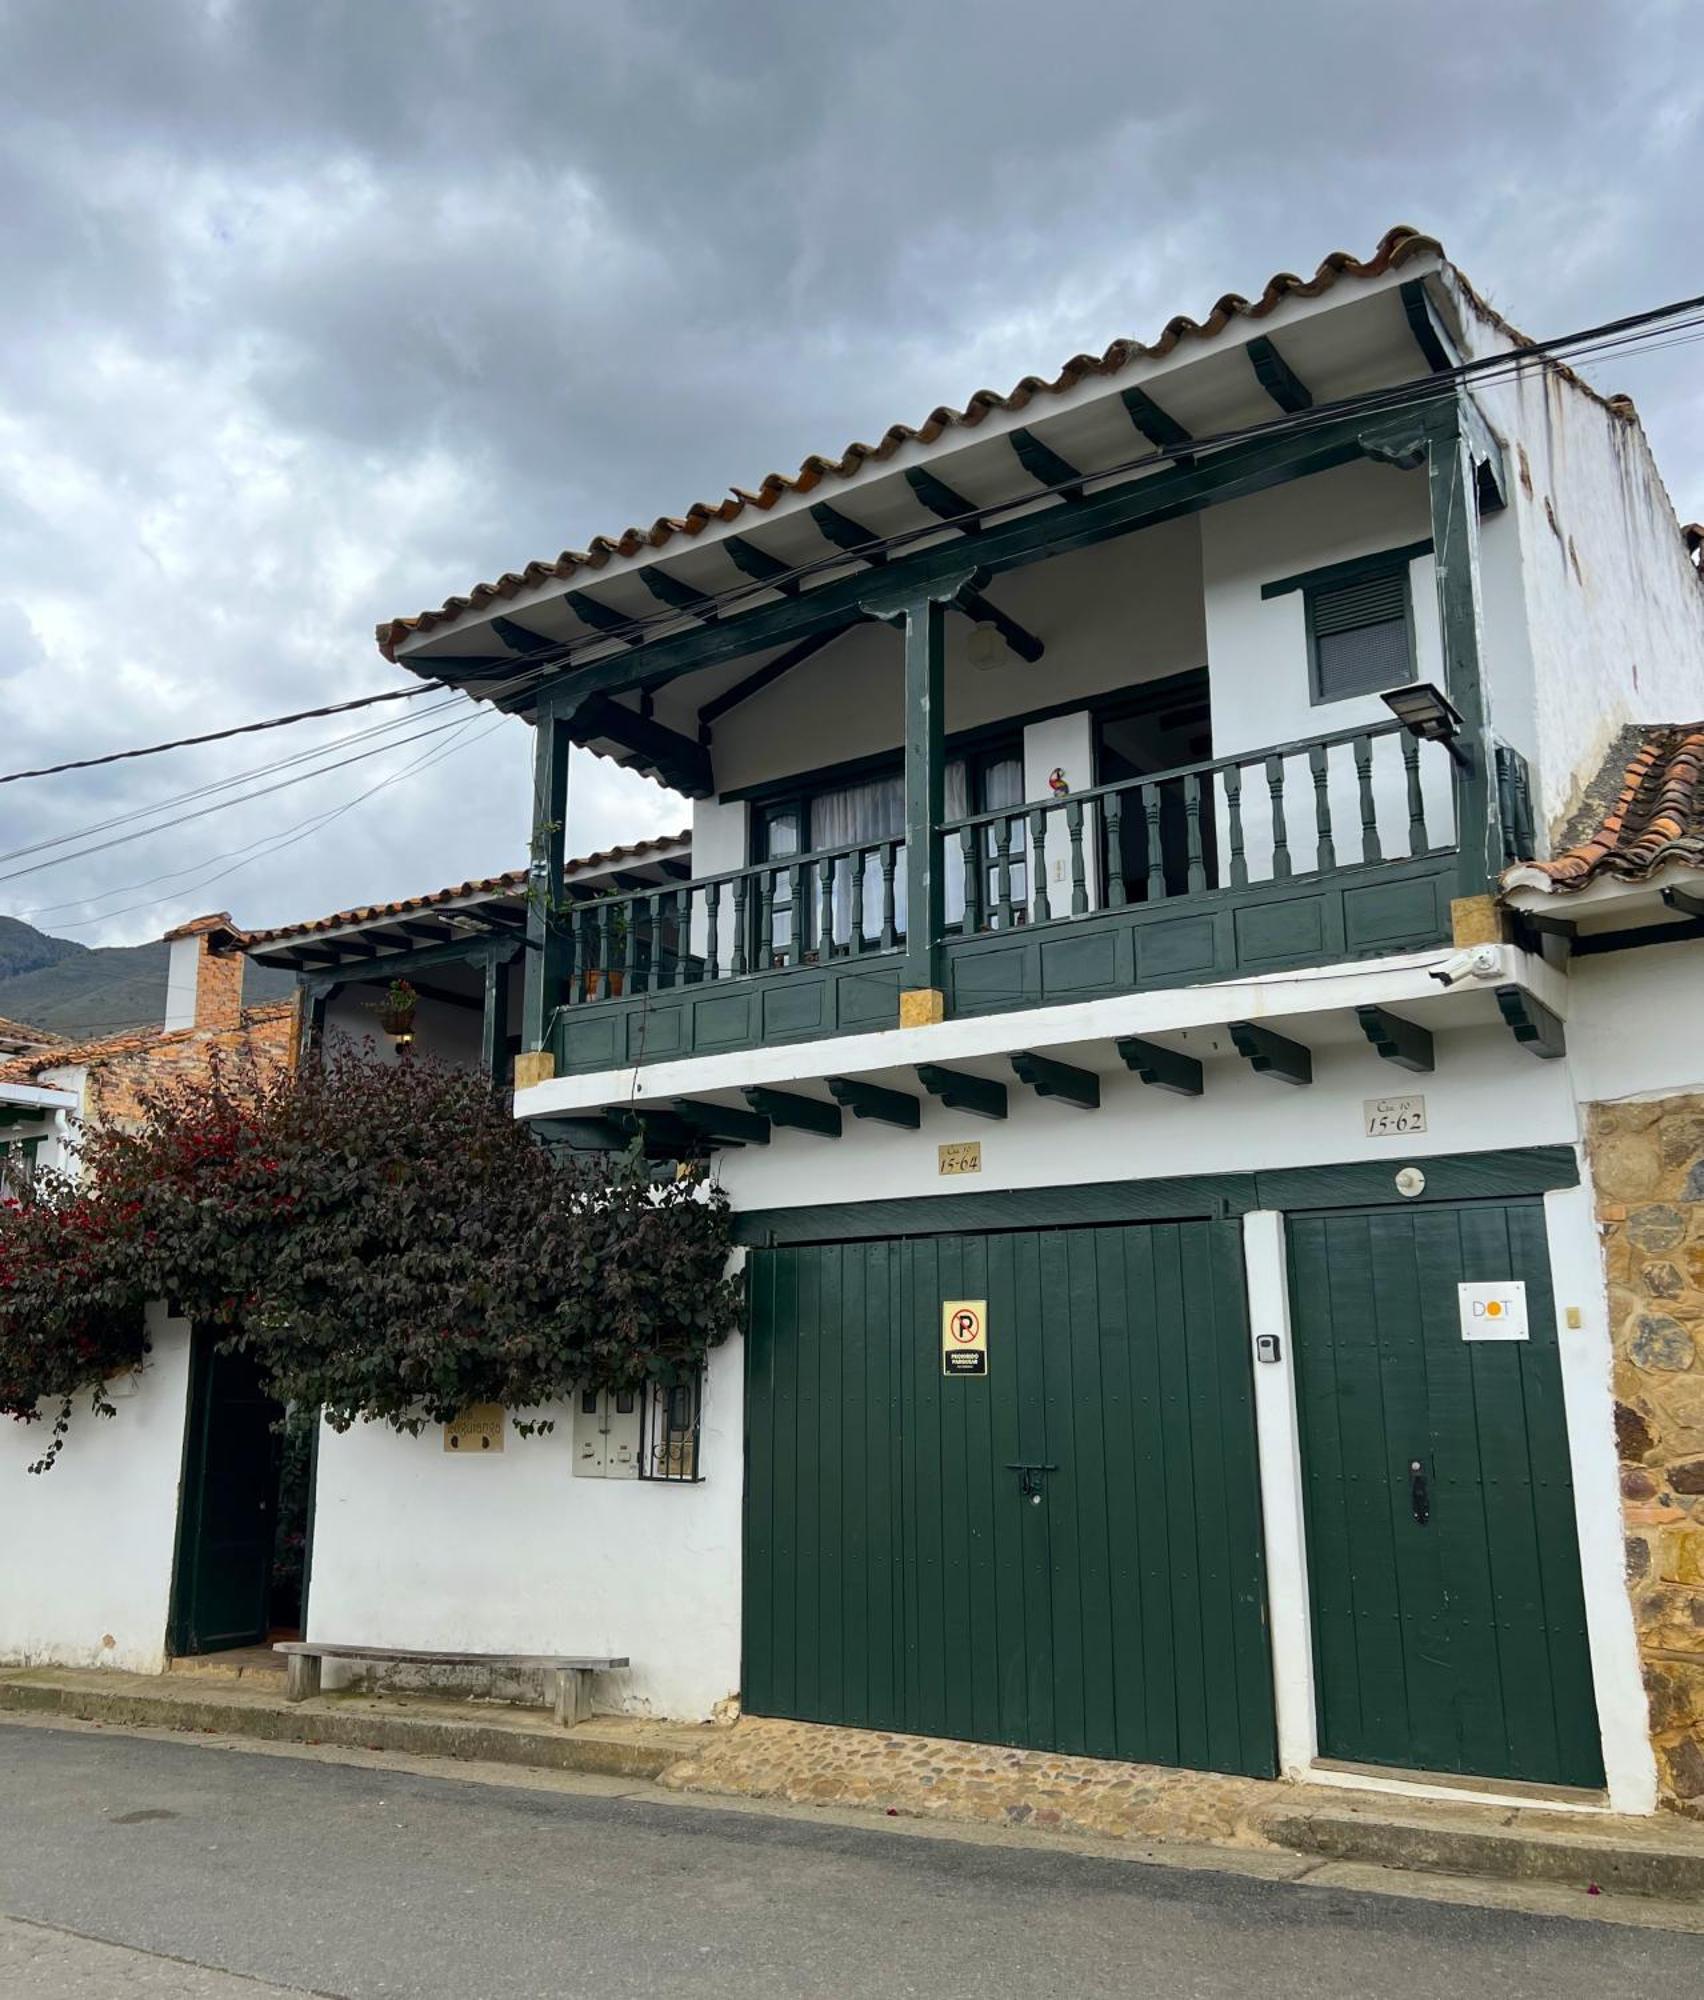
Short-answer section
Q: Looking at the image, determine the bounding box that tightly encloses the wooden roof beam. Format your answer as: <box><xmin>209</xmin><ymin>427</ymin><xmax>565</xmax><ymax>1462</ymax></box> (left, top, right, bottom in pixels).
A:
<box><xmin>1247</xmin><ymin>336</ymin><xmax>1313</xmax><ymax>415</ymax></box>
<box><xmin>1009</xmin><ymin>426</ymin><xmax>1084</xmax><ymax>500</ymax></box>
<box><xmin>572</xmin><ymin>692</ymin><xmax>713</xmax><ymax>797</ymax></box>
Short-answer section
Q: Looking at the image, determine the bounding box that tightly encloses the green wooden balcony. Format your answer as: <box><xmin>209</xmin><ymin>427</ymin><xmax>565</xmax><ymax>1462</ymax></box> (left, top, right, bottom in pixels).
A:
<box><xmin>545</xmin><ymin>718</ymin><xmax>1459</xmax><ymax>1078</ymax></box>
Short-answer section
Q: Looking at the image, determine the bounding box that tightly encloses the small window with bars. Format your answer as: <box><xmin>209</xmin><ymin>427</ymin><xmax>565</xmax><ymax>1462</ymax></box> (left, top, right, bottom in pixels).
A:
<box><xmin>1305</xmin><ymin>562</ymin><xmax>1416</xmax><ymax>705</ymax></box>
<box><xmin>640</xmin><ymin>1372</ymin><xmax>702</xmax><ymax>1483</ymax></box>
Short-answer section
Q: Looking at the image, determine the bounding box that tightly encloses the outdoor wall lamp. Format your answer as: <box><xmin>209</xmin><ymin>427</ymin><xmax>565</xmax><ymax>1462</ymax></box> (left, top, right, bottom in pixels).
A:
<box><xmin>1381</xmin><ymin>681</ymin><xmax>1471</xmax><ymax>767</ymax></box>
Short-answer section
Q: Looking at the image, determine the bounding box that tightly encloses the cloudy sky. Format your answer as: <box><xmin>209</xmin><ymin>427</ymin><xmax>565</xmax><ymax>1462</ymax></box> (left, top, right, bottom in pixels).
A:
<box><xmin>1</xmin><ymin>0</ymin><xmax>1699</xmax><ymax>946</ymax></box>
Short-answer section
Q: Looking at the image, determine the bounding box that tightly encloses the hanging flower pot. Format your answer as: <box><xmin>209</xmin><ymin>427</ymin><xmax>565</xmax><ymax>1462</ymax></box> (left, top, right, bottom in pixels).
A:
<box><xmin>372</xmin><ymin>978</ymin><xmax>418</xmax><ymax>1043</ymax></box>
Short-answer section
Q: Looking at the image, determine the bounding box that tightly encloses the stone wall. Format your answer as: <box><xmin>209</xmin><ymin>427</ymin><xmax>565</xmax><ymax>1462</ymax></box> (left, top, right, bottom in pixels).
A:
<box><xmin>1589</xmin><ymin>1092</ymin><xmax>1704</xmax><ymax>1813</ymax></box>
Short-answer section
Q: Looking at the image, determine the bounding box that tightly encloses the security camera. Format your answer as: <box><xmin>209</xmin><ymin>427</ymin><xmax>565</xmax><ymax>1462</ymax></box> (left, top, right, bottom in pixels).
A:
<box><xmin>1429</xmin><ymin>943</ymin><xmax>1504</xmax><ymax>988</ymax></box>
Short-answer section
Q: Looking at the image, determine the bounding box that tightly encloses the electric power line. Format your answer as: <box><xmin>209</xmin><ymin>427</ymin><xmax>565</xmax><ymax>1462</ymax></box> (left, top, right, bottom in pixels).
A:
<box><xmin>1</xmin><ymin>287</ymin><xmax>1700</xmax><ymax>798</ymax></box>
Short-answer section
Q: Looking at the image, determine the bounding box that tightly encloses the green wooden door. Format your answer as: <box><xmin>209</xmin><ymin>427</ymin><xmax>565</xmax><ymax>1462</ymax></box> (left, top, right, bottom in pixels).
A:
<box><xmin>170</xmin><ymin>1331</ymin><xmax>281</xmax><ymax>1656</ymax></box>
<box><xmin>744</xmin><ymin>1221</ymin><xmax>1276</xmax><ymax>1777</ymax></box>
<box><xmin>1288</xmin><ymin>1200</ymin><xmax>1603</xmax><ymax>1789</ymax></box>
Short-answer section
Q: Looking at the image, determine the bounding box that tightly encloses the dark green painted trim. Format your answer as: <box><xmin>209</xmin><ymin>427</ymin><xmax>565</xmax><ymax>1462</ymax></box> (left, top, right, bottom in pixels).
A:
<box><xmin>905</xmin><ymin>465</ymin><xmax>980</xmax><ymax>531</ymax></box>
<box><xmin>1400</xmin><ymin>278</ymin><xmax>1454</xmax><ymax>374</ymax></box>
<box><xmin>523</xmin><ymin>715</ymin><xmax>573</xmax><ymax>1050</ymax></box>
<box><xmin>731</xmin><ymin>1145</ymin><xmax>1581</xmax><ymax>1245</ymax></box>
<box><xmin>1356</xmin><ymin>1004</ymin><xmax>1434</xmax><ymax>1074</ymax></box>
<box><xmin>1119</xmin><ymin>386</ymin><xmax>1193</xmax><ymax>455</ymax></box>
<box><xmin>1248</xmin><ymin>336</ymin><xmax>1312</xmax><ymax>414</ymax></box>
<box><xmin>901</xmin><ymin>595</ymin><xmax>947</xmax><ymax>994</ymax></box>
<box><xmin>564</xmin><ymin>590</ymin><xmax>633</xmax><ymax>637</ymax></box>
<box><xmin>573</xmin><ymin>691</ymin><xmax>713</xmax><ymax>797</ymax></box>
<box><xmin>1496</xmin><ymin>984</ymin><xmax>1567</xmax><ymax>1060</ymax></box>
<box><xmin>827</xmin><ymin>1076</ymin><xmax>919</xmax><ymax>1129</ymax></box>
<box><xmin>744</xmin><ymin>1086</ymin><xmax>843</xmax><ymax>1138</ymax></box>
<box><xmin>1567</xmin><ymin>915</ymin><xmax>1704</xmax><ymax>958</ymax></box>
<box><xmin>1011</xmin><ymin>1050</ymin><xmax>1100</xmax><ymax>1109</ymax></box>
<box><xmin>489</xmin><ymin>615</ymin><xmax>555</xmax><ymax>654</ymax></box>
<box><xmin>811</xmin><ymin>501</ymin><xmax>885</xmax><ymax>563</ymax></box>
<box><xmin>300</xmin><ymin>932</ymin><xmax>519</xmax><ymax>989</ymax></box>
<box><xmin>917</xmin><ymin>1062</ymin><xmax>1008</xmax><ymax>1121</ymax></box>
<box><xmin>1116</xmin><ymin>1035</ymin><xmax>1203</xmax><ymax>1096</ymax></box>
<box><xmin>958</xmin><ymin>587</ymin><xmax>1044</xmax><ymax>664</ymax></box>
<box><xmin>641</xmin><ymin>568</ymin><xmax>717</xmax><ymax>617</ymax></box>
<box><xmin>674</xmin><ymin>1098</ymin><xmax>771</xmax><ymax>1146</ymax></box>
<box><xmin>548</xmin><ymin>854</ymin><xmax>1458</xmax><ymax>1077</ymax></box>
<box><xmin>526</xmin><ymin>401</ymin><xmax>1442</xmax><ymax>717</ymax></box>
<box><xmin>724</xmin><ymin>535</ymin><xmax>798</xmax><ymax>593</ymax></box>
<box><xmin>1260</xmin><ymin>539</ymin><xmax>1434</xmax><ymax>601</ymax></box>
<box><xmin>1228</xmin><ymin>1020</ymin><xmax>1313</xmax><ymax>1086</ymax></box>
<box><xmin>1009</xmin><ymin>425</ymin><xmax>1083</xmax><ymax>496</ymax></box>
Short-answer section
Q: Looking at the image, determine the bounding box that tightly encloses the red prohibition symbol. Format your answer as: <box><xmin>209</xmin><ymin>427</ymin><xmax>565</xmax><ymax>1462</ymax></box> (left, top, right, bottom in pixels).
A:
<box><xmin>950</xmin><ymin>1309</ymin><xmax>981</xmax><ymax>1344</ymax></box>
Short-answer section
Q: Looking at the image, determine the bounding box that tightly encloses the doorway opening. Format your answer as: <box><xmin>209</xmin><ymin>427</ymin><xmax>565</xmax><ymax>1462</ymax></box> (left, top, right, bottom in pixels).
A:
<box><xmin>1095</xmin><ymin>668</ymin><xmax>1216</xmax><ymax>899</ymax></box>
<box><xmin>169</xmin><ymin>1329</ymin><xmax>315</xmax><ymax>1659</ymax></box>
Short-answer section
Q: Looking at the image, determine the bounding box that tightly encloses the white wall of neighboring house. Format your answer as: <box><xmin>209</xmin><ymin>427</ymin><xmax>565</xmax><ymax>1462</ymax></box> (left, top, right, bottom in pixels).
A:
<box><xmin>0</xmin><ymin>1306</ymin><xmax>190</xmax><ymax>1675</ymax></box>
<box><xmin>1565</xmin><ymin>939</ymin><xmax>1704</xmax><ymax>1107</ymax></box>
<box><xmin>305</xmin><ymin>1336</ymin><xmax>745</xmax><ymax>1720</ymax></box>
<box><xmin>1447</xmin><ymin>280</ymin><xmax>1704</xmax><ymax>842</ymax></box>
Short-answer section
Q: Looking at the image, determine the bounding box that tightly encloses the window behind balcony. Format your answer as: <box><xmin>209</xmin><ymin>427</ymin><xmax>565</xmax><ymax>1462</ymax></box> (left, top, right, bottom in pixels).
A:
<box><xmin>1307</xmin><ymin>564</ymin><xmax>1416</xmax><ymax>705</ymax></box>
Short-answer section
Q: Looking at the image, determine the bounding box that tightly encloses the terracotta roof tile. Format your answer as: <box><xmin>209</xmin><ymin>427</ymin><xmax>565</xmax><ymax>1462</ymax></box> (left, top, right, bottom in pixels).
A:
<box><xmin>0</xmin><ymin>1015</ymin><xmax>62</xmax><ymax>1047</ymax></box>
<box><xmin>236</xmin><ymin>830</ymin><xmax>691</xmax><ymax>950</ymax></box>
<box><xmin>376</xmin><ymin>226</ymin><xmax>1447</xmax><ymax>659</ymax></box>
<box><xmin>1503</xmin><ymin>724</ymin><xmax>1704</xmax><ymax>894</ymax></box>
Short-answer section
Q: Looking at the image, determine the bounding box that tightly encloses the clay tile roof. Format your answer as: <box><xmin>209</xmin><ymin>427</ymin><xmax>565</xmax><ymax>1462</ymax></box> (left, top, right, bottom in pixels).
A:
<box><xmin>0</xmin><ymin>1015</ymin><xmax>62</xmax><ymax>1047</ymax></box>
<box><xmin>162</xmin><ymin>911</ymin><xmax>241</xmax><ymax>944</ymax></box>
<box><xmin>0</xmin><ymin>1003</ymin><xmax>295</xmax><ymax>1083</ymax></box>
<box><xmin>236</xmin><ymin>830</ymin><xmax>691</xmax><ymax>950</ymax></box>
<box><xmin>1503</xmin><ymin>724</ymin><xmax>1704</xmax><ymax>895</ymax></box>
<box><xmin>376</xmin><ymin>225</ymin><xmax>1446</xmax><ymax>659</ymax></box>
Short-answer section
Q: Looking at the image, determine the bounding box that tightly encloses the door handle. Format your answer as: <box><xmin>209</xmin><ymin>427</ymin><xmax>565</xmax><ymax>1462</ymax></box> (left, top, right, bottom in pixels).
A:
<box><xmin>1409</xmin><ymin>1459</ymin><xmax>1430</xmax><ymax>1527</ymax></box>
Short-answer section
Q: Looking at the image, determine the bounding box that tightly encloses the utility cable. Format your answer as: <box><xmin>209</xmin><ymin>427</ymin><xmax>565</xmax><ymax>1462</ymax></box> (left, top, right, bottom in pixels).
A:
<box><xmin>0</xmin><ymin>288</ymin><xmax>1700</xmax><ymax>791</ymax></box>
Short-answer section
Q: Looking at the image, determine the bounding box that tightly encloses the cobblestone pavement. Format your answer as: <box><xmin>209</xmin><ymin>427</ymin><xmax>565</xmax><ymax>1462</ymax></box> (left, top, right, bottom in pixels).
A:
<box><xmin>661</xmin><ymin>1714</ymin><xmax>1283</xmax><ymax>1844</ymax></box>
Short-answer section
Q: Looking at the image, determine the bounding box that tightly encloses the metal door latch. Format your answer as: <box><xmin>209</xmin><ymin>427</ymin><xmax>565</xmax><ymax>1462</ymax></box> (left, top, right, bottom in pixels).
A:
<box><xmin>1006</xmin><ymin>1462</ymin><xmax>1058</xmax><ymax>1505</ymax></box>
<box><xmin>1409</xmin><ymin>1459</ymin><xmax>1431</xmax><ymax>1526</ymax></box>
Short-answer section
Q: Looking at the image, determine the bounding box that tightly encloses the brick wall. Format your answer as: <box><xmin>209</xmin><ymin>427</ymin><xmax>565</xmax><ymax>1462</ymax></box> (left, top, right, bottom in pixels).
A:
<box><xmin>1589</xmin><ymin>1092</ymin><xmax>1704</xmax><ymax>1813</ymax></box>
<box><xmin>80</xmin><ymin>1005</ymin><xmax>296</xmax><ymax>1126</ymax></box>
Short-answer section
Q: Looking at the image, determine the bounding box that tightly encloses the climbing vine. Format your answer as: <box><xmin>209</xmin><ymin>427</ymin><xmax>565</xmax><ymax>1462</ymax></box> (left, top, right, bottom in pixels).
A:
<box><xmin>0</xmin><ymin>1047</ymin><xmax>741</xmax><ymax>1468</ymax></box>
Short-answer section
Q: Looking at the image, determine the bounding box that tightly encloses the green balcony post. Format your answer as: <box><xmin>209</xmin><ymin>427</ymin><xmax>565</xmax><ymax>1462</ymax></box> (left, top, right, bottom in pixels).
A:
<box><xmin>1425</xmin><ymin>401</ymin><xmax>1499</xmax><ymax>906</ymax></box>
<box><xmin>522</xmin><ymin>709</ymin><xmax>574</xmax><ymax>1056</ymax></box>
<box><xmin>861</xmin><ymin>575</ymin><xmax>971</xmax><ymax>1022</ymax></box>
<box><xmin>902</xmin><ymin>594</ymin><xmax>947</xmax><ymax>1005</ymax></box>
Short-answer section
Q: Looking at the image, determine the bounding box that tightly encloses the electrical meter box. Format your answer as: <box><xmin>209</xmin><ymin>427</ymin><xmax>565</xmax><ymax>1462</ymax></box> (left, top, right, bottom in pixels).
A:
<box><xmin>572</xmin><ymin>1385</ymin><xmax>641</xmax><ymax>1479</ymax></box>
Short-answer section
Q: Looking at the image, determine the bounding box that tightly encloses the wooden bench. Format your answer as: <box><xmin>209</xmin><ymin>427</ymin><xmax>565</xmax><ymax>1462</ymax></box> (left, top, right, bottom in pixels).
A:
<box><xmin>274</xmin><ymin>1643</ymin><xmax>628</xmax><ymax>1725</ymax></box>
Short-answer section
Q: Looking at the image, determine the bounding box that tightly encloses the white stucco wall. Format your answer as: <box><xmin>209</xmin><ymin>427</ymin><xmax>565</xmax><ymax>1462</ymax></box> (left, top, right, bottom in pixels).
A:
<box><xmin>305</xmin><ymin>1336</ymin><xmax>745</xmax><ymax>1720</ymax></box>
<box><xmin>1199</xmin><ymin>457</ymin><xmax>1454</xmax><ymax>872</ymax></box>
<box><xmin>0</xmin><ymin>1307</ymin><xmax>190</xmax><ymax>1674</ymax></box>
<box><xmin>1448</xmin><ymin>279</ymin><xmax>1704</xmax><ymax>839</ymax></box>
<box><xmin>700</xmin><ymin>516</ymin><xmax>1208</xmax><ymax>795</ymax></box>
<box><xmin>1563</xmin><ymin>939</ymin><xmax>1704</xmax><ymax>1106</ymax></box>
<box><xmin>711</xmin><ymin>1015</ymin><xmax>1580</xmax><ymax>1216</ymax></box>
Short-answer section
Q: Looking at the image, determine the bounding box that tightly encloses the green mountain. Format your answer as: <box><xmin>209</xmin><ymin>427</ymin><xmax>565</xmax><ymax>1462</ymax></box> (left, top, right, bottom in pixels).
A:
<box><xmin>0</xmin><ymin>915</ymin><xmax>295</xmax><ymax>1040</ymax></box>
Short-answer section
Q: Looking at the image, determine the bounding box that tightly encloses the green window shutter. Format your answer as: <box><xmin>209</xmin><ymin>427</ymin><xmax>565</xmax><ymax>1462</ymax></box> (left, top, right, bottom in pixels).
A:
<box><xmin>1308</xmin><ymin>564</ymin><xmax>1415</xmax><ymax>704</ymax></box>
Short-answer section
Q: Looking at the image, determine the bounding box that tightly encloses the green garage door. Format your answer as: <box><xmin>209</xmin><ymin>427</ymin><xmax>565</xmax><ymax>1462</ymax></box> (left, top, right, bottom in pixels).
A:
<box><xmin>744</xmin><ymin>1222</ymin><xmax>1276</xmax><ymax>1778</ymax></box>
<box><xmin>1288</xmin><ymin>1199</ymin><xmax>1603</xmax><ymax>1789</ymax></box>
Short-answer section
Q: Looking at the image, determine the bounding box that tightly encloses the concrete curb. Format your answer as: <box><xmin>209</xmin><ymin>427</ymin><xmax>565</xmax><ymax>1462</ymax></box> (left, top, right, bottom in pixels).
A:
<box><xmin>0</xmin><ymin>1677</ymin><xmax>681</xmax><ymax>1782</ymax></box>
<box><xmin>1267</xmin><ymin>1808</ymin><xmax>1704</xmax><ymax>1901</ymax></box>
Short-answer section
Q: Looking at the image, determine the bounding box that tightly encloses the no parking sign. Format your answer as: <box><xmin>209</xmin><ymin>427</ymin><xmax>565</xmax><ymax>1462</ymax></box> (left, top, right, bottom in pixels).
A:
<box><xmin>941</xmin><ymin>1299</ymin><xmax>989</xmax><ymax>1377</ymax></box>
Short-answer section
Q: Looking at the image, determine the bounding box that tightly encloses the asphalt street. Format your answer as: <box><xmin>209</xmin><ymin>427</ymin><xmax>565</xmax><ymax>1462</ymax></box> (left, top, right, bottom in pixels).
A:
<box><xmin>0</xmin><ymin>1722</ymin><xmax>1697</xmax><ymax>1999</ymax></box>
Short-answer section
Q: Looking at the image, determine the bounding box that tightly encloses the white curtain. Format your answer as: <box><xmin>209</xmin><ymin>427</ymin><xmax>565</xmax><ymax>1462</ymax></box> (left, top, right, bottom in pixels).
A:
<box><xmin>812</xmin><ymin>773</ymin><xmax>904</xmax><ymax>944</ymax></box>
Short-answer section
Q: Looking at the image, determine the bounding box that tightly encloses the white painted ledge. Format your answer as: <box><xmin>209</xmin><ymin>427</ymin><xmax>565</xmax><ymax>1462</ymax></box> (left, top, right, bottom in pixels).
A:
<box><xmin>516</xmin><ymin>943</ymin><xmax>1567</xmax><ymax>1119</ymax></box>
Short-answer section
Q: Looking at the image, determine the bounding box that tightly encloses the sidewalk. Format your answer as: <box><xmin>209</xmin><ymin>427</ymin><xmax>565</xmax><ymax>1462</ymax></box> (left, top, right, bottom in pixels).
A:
<box><xmin>6</xmin><ymin>1663</ymin><xmax>1704</xmax><ymax>1902</ymax></box>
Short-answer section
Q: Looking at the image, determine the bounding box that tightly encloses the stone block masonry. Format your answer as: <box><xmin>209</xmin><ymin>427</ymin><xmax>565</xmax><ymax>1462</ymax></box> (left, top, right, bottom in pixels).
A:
<box><xmin>1588</xmin><ymin>1092</ymin><xmax>1704</xmax><ymax>1813</ymax></box>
